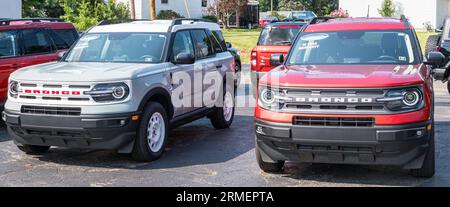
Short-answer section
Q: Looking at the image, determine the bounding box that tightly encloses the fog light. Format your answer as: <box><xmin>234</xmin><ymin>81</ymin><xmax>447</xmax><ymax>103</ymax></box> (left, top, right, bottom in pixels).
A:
<box><xmin>256</xmin><ymin>126</ymin><xmax>265</xmax><ymax>135</ymax></box>
<box><xmin>120</xmin><ymin>120</ymin><xmax>126</xmax><ymax>126</ymax></box>
<box><xmin>416</xmin><ymin>130</ymin><xmax>423</xmax><ymax>136</ymax></box>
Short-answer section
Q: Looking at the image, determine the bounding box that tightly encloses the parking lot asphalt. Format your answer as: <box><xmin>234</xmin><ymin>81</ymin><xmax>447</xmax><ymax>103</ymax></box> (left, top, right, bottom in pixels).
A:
<box><xmin>1</xmin><ymin>65</ymin><xmax>450</xmax><ymax>187</ymax></box>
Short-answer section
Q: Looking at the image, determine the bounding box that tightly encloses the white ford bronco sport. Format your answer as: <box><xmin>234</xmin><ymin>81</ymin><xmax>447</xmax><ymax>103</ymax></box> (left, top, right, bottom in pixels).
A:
<box><xmin>2</xmin><ymin>19</ymin><xmax>236</xmax><ymax>162</ymax></box>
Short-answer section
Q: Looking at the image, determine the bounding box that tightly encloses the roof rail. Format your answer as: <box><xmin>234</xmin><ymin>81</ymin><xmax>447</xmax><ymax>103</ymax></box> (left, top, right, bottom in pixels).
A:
<box><xmin>0</xmin><ymin>18</ymin><xmax>64</xmax><ymax>26</ymax></box>
<box><xmin>400</xmin><ymin>14</ymin><xmax>410</xmax><ymax>29</ymax></box>
<box><xmin>172</xmin><ymin>18</ymin><xmax>213</xmax><ymax>25</ymax></box>
<box><xmin>309</xmin><ymin>17</ymin><xmax>335</xmax><ymax>25</ymax></box>
<box><xmin>97</xmin><ymin>19</ymin><xmax>156</xmax><ymax>26</ymax></box>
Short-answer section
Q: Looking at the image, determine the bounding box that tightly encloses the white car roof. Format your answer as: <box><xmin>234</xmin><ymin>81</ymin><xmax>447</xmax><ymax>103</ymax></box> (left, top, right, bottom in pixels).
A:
<box><xmin>88</xmin><ymin>20</ymin><xmax>221</xmax><ymax>34</ymax></box>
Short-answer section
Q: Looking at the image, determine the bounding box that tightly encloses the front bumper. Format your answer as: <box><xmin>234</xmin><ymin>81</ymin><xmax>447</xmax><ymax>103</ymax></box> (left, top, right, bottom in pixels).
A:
<box><xmin>255</xmin><ymin>118</ymin><xmax>432</xmax><ymax>169</ymax></box>
<box><xmin>2</xmin><ymin>110</ymin><xmax>140</xmax><ymax>153</ymax></box>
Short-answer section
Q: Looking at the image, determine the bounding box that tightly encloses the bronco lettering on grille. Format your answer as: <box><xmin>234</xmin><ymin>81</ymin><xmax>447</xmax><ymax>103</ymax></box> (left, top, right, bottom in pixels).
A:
<box><xmin>23</xmin><ymin>89</ymin><xmax>81</xmax><ymax>96</ymax></box>
<box><xmin>295</xmin><ymin>97</ymin><xmax>374</xmax><ymax>103</ymax></box>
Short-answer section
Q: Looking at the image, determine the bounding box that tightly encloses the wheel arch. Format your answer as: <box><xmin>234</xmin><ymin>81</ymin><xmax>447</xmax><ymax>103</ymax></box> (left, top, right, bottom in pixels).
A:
<box><xmin>138</xmin><ymin>87</ymin><xmax>174</xmax><ymax>120</ymax></box>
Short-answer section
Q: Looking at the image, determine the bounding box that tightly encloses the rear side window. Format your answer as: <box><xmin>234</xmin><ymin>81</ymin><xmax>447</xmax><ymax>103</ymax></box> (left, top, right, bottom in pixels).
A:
<box><xmin>22</xmin><ymin>29</ymin><xmax>55</xmax><ymax>55</ymax></box>
<box><xmin>212</xmin><ymin>30</ymin><xmax>227</xmax><ymax>51</ymax></box>
<box><xmin>258</xmin><ymin>26</ymin><xmax>301</xmax><ymax>46</ymax></box>
<box><xmin>0</xmin><ymin>30</ymin><xmax>20</xmax><ymax>58</ymax></box>
<box><xmin>172</xmin><ymin>31</ymin><xmax>195</xmax><ymax>59</ymax></box>
<box><xmin>51</xmin><ymin>29</ymin><xmax>79</xmax><ymax>50</ymax></box>
<box><xmin>191</xmin><ymin>30</ymin><xmax>214</xmax><ymax>59</ymax></box>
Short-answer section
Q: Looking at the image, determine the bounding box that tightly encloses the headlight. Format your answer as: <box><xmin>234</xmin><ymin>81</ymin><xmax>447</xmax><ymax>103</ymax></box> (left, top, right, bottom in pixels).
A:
<box><xmin>380</xmin><ymin>88</ymin><xmax>423</xmax><ymax>111</ymax></box>
<box><xmin>258</xmin><ymin>85</ymin><xmax>290</xmax><ymax>110</ymax></box>
<box><xmin>85</xmin><ymin>83</ymin><xmax>129</xmax><ymax>102</ymax></box>
<box><xmin>8</xmin><ymin>80</ymin><xmax>18</xmax><ymax>98</ymax></box>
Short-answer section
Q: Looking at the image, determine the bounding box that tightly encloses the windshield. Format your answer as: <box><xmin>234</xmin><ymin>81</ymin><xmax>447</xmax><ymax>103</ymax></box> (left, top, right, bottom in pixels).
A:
<box><xmin>291</xmin><ymin>12</ymin><xmax>316</xmax><ymax>19</ymax></box>
<box><xmin>258</xmin><ymin>27</ymin><xmax>301</xmax><ymax>46</ymax></box>
<box><xmin>287</xmin><ymin>30</ymin><xmax>417</xmax><ymax>65</ymax></box>
<box><xmin>65</xmin><ymin>33</ymin><xmax>166</xmax><ymax>63</ymax></box>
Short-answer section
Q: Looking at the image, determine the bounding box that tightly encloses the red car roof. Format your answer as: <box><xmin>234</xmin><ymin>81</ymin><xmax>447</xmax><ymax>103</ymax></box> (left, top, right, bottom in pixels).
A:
<box><xmin>304</xmin><ymin>17</ymin><xmax>410</xmax><ymax>32</ymax></box>
<box><xmin>0</xmin><ymin>21</ymin><xmax>75</xmax><ymax>31</ymax></box>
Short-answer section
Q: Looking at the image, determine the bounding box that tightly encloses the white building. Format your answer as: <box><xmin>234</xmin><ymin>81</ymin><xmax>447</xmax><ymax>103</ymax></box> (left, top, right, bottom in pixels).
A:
<box><xmin>0</xmin><ymin>0</ymin><xmax>21</xmax><ymax>19</ymax></box>
<box><xmin>340</xmin><ymin>0</ymin><xmax>450</xmax><ymax>29</ymax></box>
<box><xmin>117</xmin><ymin>0</ymin><xmax>214</xmax><ymax>19</ymax></box>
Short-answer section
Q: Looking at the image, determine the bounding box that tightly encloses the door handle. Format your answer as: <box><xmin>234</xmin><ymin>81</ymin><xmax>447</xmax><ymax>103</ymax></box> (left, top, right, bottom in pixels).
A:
<box><xmin>216</xmin><ymin>64</ymin><xmax>223</xmax><ymax>69</ymax></box>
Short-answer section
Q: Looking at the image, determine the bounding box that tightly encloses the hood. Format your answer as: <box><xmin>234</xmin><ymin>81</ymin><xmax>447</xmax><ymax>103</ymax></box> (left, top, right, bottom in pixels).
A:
<box><xmin>10</xmin><ymin>62</ymin><xmax>169</xmax><ymax>82</ymax></box>
<box><xmin>260</xmin><ymin>64</ymin><xmax>426</xmax><ymax>88</ymax></box>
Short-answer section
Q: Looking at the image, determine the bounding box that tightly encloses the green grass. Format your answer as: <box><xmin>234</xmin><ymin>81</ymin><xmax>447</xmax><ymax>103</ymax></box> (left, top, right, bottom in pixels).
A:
<box><xmin>223</xmin><ymin>28</ymin><xmax>261</xmax><ymax>64</ymax></box>
<box><xmin>223</xmin><ymin>29</ymin><xmax>437</xmax><ymax>64</ymax></box>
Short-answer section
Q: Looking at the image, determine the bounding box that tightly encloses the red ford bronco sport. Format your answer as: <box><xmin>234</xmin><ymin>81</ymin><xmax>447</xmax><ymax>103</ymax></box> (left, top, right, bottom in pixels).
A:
<box><xmin>0</xmin><ymin>18</ymin><xmax>79</xmax><ymax>112</ymax></box>
<box><xmin>251</xmin><ymin>22</ymin><xmax>306</xmax><ymax>95</ymax></box>
<box><xmin>254</xmin><ymin>16</ymin><xmax>445</xmax><ymax>177</ymax></box>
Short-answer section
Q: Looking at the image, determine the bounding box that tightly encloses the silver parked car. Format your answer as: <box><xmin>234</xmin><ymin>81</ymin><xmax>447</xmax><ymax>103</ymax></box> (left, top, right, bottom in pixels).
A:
<box><xmin>2</xmin><ymin>19</ymin><xmax>236</xmax><ymax>162</ymax></box>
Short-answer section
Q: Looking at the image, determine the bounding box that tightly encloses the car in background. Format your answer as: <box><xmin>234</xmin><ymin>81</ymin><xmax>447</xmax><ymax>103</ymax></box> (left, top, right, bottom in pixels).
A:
<box><xmin>226</xmin><ymin>43</ymin><xmax>242</xmax><ymax>85</ymax></box>
<box><xmin>284</xmin><ymin>11</ymin><xmax>317</xmax><ymax>22</ymax></box>
<box><xmin>0</xmin><ymin>18</ymin><xmax>79</xmax><ymax>117</ymax></box>
<box><xmin>250</xmin><ymin>21</ymin><xmax>306</xmax><ymax>96</ymax></box>
<box><xmin>259</xmin><ymin>16</ymin><xmax>279</xmax><ymax>27</ymax></box>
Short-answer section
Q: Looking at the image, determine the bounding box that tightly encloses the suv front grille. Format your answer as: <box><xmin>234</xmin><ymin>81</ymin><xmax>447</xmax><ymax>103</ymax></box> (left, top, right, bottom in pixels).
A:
<box><xmin>279</xmin><ymin>88</ymin><xmax>387</xmax><ymax>114</ymax></box>
<box><xmin>293</xmin><ymin>116</ymin><xmax>375</xmax><ymax>127</ymax></box>
<box><xmin>21</xmin><ymin>106</ymin><xmax>81</xmax><ymax>116</ymax></box>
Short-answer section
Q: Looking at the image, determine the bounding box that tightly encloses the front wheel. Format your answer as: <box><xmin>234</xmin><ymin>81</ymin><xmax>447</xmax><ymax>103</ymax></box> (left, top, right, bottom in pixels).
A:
<box><xmin>255</xmin><ymin>143</ymin><xmax>284</xmax><ymax>173</ymax></box>
<box><xmin>17</xmin><ymin>145</ymin><xmax>50</xmax><ymax>155</ymax></box>
<box><xmin>410</xmin><ymin>126</ymin><xmax>435</xmax><ymax>178</ymax></box>
<box><xmin>132</xmin><ymin>102</ymin><xmax>168</xmax><ymax>162</ymax></box>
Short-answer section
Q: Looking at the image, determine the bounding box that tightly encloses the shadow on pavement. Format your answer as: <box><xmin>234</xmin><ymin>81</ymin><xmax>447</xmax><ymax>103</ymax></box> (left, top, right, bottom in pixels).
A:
<box><xmin>34</xmin><ymin>115</ymin><xmax>255</xmax><ymax>170</ymax></box>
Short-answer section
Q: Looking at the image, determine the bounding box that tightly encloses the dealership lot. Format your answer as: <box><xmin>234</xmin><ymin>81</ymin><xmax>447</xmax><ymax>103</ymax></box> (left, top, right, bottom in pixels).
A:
<box><xmin>1</xmin><ymin>65</ymin><xmax>450</xmax><ymax>187</ymax></box>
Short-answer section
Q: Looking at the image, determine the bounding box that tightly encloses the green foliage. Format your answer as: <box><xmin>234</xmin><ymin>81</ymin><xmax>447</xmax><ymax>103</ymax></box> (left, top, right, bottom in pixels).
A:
<box><xmin>278</xmin><ymin>0</ymin><xmax>304</xmax><ymax>11</ymax></box>
<box><xmin>60</xmin><ymin>0</ymin><xmax>130</xmax><ymax>31</ymax></box>
<box><xmin>378</xmin><ymin>0</ymin><xmax>396</xmax><ymax>17</ymax></box>
<box><xmin>270</xmin><ymin>11</ymin><xmax>286</xmax><ymax>20</ymax></box>
<box><xmin>22</xmin><ymin>0</ymin><xmax>65</xmax><ymax>18</ymax></box>
<box><xmin>202</xmin><ymin>15</ymin><xmax>218</xmax><ymax>23</ymax></box>
<box><xmin>156</xmin><ymin>10</ymin><xmax>184</xmax><ymax>20</ymax></box>
<box><xmin>259</xmin><ymin>0</ymin><xmax>279</xmax><ymax>12</ymax></box>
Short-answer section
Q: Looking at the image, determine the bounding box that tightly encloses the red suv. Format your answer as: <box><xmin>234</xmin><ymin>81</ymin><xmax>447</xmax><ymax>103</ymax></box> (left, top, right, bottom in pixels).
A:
<box><xmin>251</xmin><ymin>22</ymin><xmax>306</xmax><ymax>95</ymax></box>
<box><xmin>0</xmin><ymin>18</ymin><xmax>79</xmax><ymax>111</ymax></box>
<box><xmin>254</xmin><ymin>17</ymin><xmax>444</xmax><ymax>177</ymax></box>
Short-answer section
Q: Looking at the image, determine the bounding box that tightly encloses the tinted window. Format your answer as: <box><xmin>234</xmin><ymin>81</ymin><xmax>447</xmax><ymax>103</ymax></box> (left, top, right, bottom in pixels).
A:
<box><xmin>288</xmin><ymin>31</ymin><xmax>417</xmax><ymax>65</ymax></box>
<box><xmin>191</xmin><ymin>30</ymin><xmax>214</xmax><ymax>58</ymax></box>
<box><xmin>258</xmin><ymin>27</ymin><xmax>301</xmax><ymax>46</ymax></box>
<box><xmin>65</xmin><ymin>33</ymin><xmax>166</xmax><ymax>63</ymax></box>
<box><xmin>22</xmin><ymin>29</ymin><xmax>54</xmax><ymax>55</ymax></box>
<box><xmin>0</xmin><ymin>30</ymin><xmax>20</xmax><ymax>58</ymax></box>
<box><xmin>51</xmin><ymin>29</ymin><xmax>79</xmax><ymax>49</ymax></box>
<box><xmin>172</xmin><ymin>31</ymin><xmax>194</xmax><ymax>59</ymax></box>
<box><xmin>212</xmin><ymin>30</ymin><xmax>227</xmax><ymax>51</ymax></box>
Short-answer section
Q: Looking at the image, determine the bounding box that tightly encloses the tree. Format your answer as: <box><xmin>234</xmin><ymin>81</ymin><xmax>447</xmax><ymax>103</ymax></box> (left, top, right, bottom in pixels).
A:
<box><xmin>22</xmin><ymin>0</ymin><xmax>65</xmax><ymax>18</ymax></box>
<box><xmin>378</xmin><ymin>0</ymin><xmax>396</xmax><ymax>17</ymax></box>
<box><xmin>207</xmin><ymin>0</ymin><xmax>248</xmax><ymax>28</ymax></box>
<box><xmin>278</xmin><ymin>0</ymin><xmax>303</xmax><ymax>11</ymax></box>
<box><xmin>130</xmin><ymin>0</ymin><xmax>136</xmax><ymax>19</ymax></box>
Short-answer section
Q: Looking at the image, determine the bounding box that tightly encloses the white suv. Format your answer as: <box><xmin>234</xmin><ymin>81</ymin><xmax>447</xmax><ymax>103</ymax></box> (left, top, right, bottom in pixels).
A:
<box><xmin>2</xmin><ymin>19</ymin><xmax>236</xmax><ymax>162</ymax></box>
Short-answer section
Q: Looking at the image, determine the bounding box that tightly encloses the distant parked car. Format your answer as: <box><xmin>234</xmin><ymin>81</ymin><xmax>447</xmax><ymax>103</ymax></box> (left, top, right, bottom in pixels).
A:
<box><xmin>226</xmin><ymin>43</ymin><xmax>242</xmax><ymax>86</ymax></box>
<box><xmin>259</xmin><ymin>17</ymin><xmax>278</xmax><ymax>27</ymax></box>
<box><xmin>0</xmin><ymin>18</ymin><xmax>79</xmax><ymax>121</ymax></box>
<box><xmin>284</xmin><ymin>11</ymin><xmax>317</xmax><ymax>22</ymax></box>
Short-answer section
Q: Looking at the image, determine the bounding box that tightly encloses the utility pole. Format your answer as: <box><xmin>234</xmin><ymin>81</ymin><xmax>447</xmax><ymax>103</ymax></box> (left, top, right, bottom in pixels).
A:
<box><xmin>130</xmin><ymin>0</ymin><xmax>136</xmax><ymax>19</ymax></box>
<box><xmin>271</xmin><ymin>0</ymin><xmax>273</xmax><ymax>13</ymax></box>
<box><xmin>150</xmin><ymin>0</ymin><xmax>156</xmax><ymax>20</ymax></box>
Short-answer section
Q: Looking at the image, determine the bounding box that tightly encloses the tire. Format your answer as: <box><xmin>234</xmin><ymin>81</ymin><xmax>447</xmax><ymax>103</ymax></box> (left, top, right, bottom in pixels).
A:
<box><xmin>447</xmin><ymin>81</ymin><xmax>450</xmax><ymax>94</ymax></box>
<box><xmin>17</xmin><ymin>145</ymin><xmax>50</xmax><ymax>155</ymax></box>
<box><xmin>132</xmin><ymin>102</ymin><xmax>168</xmax><ymax>162</ymax></box>
<box><xmin>235</xmin><ymin>62</ymin><xmax>242</xmax><ymax>86</ymax></box>
<box><xmin>425</xmin><ymin>35</ymin><xmax>440</xmax><ymax>57</ymax></box>
<box><xmin>209</xmin><ymin>85</ymin><xmax>235</xmax><ymax>129</ymax></box>
<box><xmin>255</xmin><ymin>143</ymin><xmax>284</xmax><ymax>173</ymax></box>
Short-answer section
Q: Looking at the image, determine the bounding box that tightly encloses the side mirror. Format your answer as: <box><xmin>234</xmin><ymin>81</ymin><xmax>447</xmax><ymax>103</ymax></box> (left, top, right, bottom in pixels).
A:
<box><xmin>425</xmin><ymin>51</ymin><xmax>445</xmax><ymax>66</ymax></box>
<box><xmin>58</xmin><ymin>51</ymin><xmax>67</xmax><ymax>59</ymax></box>
<box><xmin>270</xmin><ymin>54</ymin><xmax>284</xmax><ymax>66</ymax></box>
<box><xmin>226</xmin><ymin>42</ymin><xmax>232</xmax><ymax>48</ymax></box>
<box><xmin>173</xmin><ymin>52</ymin><xmax>195</xmax><ymax>64</ymax></box>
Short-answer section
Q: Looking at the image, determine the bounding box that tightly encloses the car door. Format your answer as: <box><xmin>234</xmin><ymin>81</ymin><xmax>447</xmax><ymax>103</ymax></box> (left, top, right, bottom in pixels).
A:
<box><xmin>190</xmin><ymin>29</ymin><xmax>217</xmax><ymax>109</ymax></box>
<box><xmin>18</xmin><ymin>28</ymin><xmax>59</xmax><ymax>68</ymax></box>
<box><xmin>0</xmin><ymin>30</ymin><xmax>22</xmax><ymax>104</ymax></box>
<box><xmin>169</xmin><ymin>30</ymin><xmax>197</xmax><ymax>115</ymax></box>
